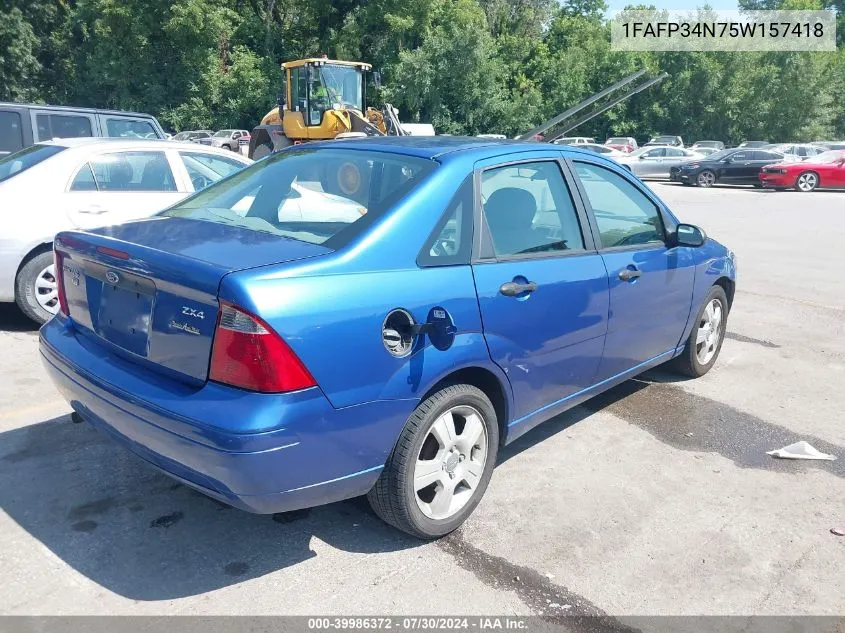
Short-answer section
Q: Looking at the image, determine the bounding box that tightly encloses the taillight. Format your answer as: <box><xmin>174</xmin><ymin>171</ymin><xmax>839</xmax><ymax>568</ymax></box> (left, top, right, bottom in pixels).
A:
<box><xmin>54</xmin><ymin>249</ymin><xmax>69</xmax><ymax>317</ymax></box>
<box><xmin>209</xmin><ymin>303</ymin><xmax>316</xmax><ymax>393</ymax></box>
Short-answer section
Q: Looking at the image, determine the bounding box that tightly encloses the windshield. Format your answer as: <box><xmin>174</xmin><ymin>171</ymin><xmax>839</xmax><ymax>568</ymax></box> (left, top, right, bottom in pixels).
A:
<box><xmin>174</xmin><ymin>132</ymin><xmax>192</xmax><ymax>140</ymax></box>
<box><xmin>651</xmin><ymin>136</ymin><xmax>677</xmax><ymax>143</ymax></box>
<box><xmin>213</xmin><ymin>130</ymin><xmax>234</xmax><ymax>138</ymax></box>
<box><xmin>315</xmin><ymin>64</ymin><xmax>364</xmax><ymax>111</ymax></box>
<box><xmin>812</xmin><ymin>150</ymin><xmax>845</xmax><ymax>163</ymax></box>
<box><xmin>695</xmin><ymin>141</ymin><xmax>720</xmax><ymax>147</ymax></box>
<box><xmin>0</xmin><ymin>144</ymin><xmax>65</xmax><ymax>183</ymax></box>
<box><xmin>162</xmin><ymin>148</ymin><xmax>435</xmax><ymax>246</ymax></box>
<box><xmin>607</xmin><ymin>138</ymin><xmax>630</xmax><ymax>144</ymax></box>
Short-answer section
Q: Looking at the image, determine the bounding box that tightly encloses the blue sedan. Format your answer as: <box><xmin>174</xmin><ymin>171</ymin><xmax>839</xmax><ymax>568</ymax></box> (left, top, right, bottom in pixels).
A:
<box><xmin>40</xmin><ymin>138</ymin><xmax>736</xmax><ymax>538</ymax></box>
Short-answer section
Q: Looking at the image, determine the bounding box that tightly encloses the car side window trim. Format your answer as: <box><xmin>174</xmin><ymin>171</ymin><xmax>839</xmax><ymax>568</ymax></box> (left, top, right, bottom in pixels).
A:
<box><xmin>565</xmin><ymin>157</ymin><xmax>678</xmax><ymax>253</ymax></box>
<box><xmin>470</xmin><ymin>156</ymin><xmax>597</xmax><ymax>263</ymax></box>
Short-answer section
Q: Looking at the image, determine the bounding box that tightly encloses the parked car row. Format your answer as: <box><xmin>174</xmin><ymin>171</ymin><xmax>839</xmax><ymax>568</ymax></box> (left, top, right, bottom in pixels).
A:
<box><xmin>670</xmin><ymin>147</ymin><xmax>845</xmax><ymax>191</ymax></box>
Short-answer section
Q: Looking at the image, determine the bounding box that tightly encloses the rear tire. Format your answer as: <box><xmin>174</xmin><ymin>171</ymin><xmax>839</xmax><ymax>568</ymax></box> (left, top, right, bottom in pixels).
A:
<box><xmin>15</xmin><ymin>250</ymin><xmax>58</xmax><ymax>325</ymax></box>
<box><xmin>697</xmin><ymin>170</ymin><xmax>716</xmax><ymax>187</ymax></box>
<box><xmin>670</xmin><ymin>285</ymin><xmax>728</xmax><ymax>378</ymax></box>
<box><xmin>367</xmin><ymin>384</ymin><xmax>499</xmax><ymax>539</ymax></box>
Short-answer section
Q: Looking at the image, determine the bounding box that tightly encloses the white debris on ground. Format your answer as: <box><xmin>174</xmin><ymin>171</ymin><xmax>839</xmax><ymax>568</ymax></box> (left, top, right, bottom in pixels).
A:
<box><xmin>766</xmin><ymin>441</ymin><xmax>836</xmax><ymax>461</ymax></box>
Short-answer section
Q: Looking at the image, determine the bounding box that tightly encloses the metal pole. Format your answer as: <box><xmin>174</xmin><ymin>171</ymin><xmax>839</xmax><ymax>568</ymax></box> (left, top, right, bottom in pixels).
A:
<box><xmin>515</xmin><ymin>69</ymin><xmax>648</xmax><ymax>140</ymax></box>
<box><xmin>549</xmin><ymin>72</ymin><xmax>669</xmax><ymax>140</ymax></box>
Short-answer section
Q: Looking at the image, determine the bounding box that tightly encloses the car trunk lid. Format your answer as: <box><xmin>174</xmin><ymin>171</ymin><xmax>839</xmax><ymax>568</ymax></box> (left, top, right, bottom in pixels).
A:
<box><xmin>55</xmin><ymin>217</ymin><xmax>331</xmax><ymax>385</ymax></box>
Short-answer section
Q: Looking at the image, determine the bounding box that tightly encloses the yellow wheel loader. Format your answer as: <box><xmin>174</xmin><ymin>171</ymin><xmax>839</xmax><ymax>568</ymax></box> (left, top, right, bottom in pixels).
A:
<box><xmin>248</xmin><ymin>56</ymin><xmax>406</xmax><ymax>160</ymax></box>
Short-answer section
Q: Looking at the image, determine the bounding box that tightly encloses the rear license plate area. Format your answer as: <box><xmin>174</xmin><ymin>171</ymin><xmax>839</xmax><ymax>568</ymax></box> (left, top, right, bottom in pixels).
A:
<box><xmin>86</xmin><ymin>262</ymin><xmax>156</xmax><ymax>357</ymax></box>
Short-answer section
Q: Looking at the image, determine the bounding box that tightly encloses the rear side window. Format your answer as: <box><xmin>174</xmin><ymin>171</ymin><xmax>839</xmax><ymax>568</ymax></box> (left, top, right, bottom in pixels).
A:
<box><xmin>89</xmin><ymin>151</ymin><xmax>176</xmax><ymax>191</ymax></box>
<box><xmin>418</xmin><ymin>176</ymin><xmax>473</xmax><ymax>266</ymax></box>
<box><xmin>0</xmin><ymin>111</ymin><xmax>24</xmax><ymax>153</ymax></box>
<box><xmin>480</xmin><ymin>161</ymin><xmax>584</xmax><ymax>258</ymax></box>
<box><xmin>573</xmin><ymin>161</ymin><xmax>665</xmax><ymax>249</ymax></box>
<box><xmin>35</xmin><ymin>114</ymin><xmax>93</xmax><ymax>141</ymax></box>
<box><xmin>69</xmin><ymin>163</ymin><xmax>98</xmax><ymax>191</ymax></box>
<box><xmin>0</xmin><ymin>144</ymin><xmax>65</xmax><ymax>183</ymax></box>
<box><xmin>164</xmin><ymin>148</ymin><xmax>435</xmax><ymax>246</ymax></box>
<box><xmin>105</xmin><ymin>118</ymin><xmax>157</xmax><ymax>139</ymax></box>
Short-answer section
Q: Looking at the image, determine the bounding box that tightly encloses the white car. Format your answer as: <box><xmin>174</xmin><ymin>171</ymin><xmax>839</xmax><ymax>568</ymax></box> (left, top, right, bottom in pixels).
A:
<box><xmin>614</xmin><ymin>145</ymin><xmax>704</xmax><ymax>179</ymax></box>
<box><xmin>552</xmin><ymin>137</ymin><xmax>596</xmax><ymax>145</ymax></box>
<box><xmin>569</xmin><ymin>143</ymin><xmax>628</xmax><ymax>157</ymax></box>
<box><xmin>0</xmin><ymin>138</ymin><xmax>252</xmax><ymax>323</ymax></box>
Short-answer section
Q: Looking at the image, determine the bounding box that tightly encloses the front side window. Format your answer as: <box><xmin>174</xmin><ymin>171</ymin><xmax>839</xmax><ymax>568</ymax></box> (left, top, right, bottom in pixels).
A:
<box><xmin>0</xmin><ymin>111</ymin><xmax>24</xmax><ymax>153</ymax></box>
<box><xmin>105</xmin><ymin>118</ymin><xmax>157</xmax><ymax>139</ymax></box>
<box><xmin>573</xmin><ymin>162</ymin><xmax>665</xmax><ymax>249</ymax></box>
<box><xmin>180</xmin><ymin>151</ymin><xmax>246</xmax><ymax>190</ymax></box>
<box><xmin>163</xmin><ymin>148</ymin><xmax>436</xmax><ymax>247</ymax></box>
<box><xmin>0</xmin><ymin>144</ymin><xmax>65</xmax><ymax>183</ymax></box>
<box><xmin>481</xmin><ymin>161</ymin><xmax>584</xmax><ymax>258</ymax></box>
<box><xmin>35</xmin><ymin>114</ymin><xmax>93</xmax><ymax>141</ymax></box>
<box><xmin>89</xmin><ymin>151</ymin><xmax>176</xmax><ymax>192</ymax></box>
<box><xmin>665</xmin><ymin>148</ymin><xmax>686</xmax><ymax>157</ymax></box>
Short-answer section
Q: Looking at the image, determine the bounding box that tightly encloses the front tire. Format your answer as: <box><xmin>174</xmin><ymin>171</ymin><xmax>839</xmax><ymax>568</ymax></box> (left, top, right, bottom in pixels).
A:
<box><xmin>15</xmin><ymin>250</ymin><xmax>59</xmax><ymax>324</ymax></box>
<box><xmin>368</xmin><ymin>384</ymin><xmax>499</xmax><ymax>539</ymax></box>
<box><xmin>795</xmin><ymin>171</ymin><xmax>818</xmax><ymax>192</ymax></box>
<box><xmin>671</xmin><ymin>285</ymin><xmax>728</xmax><ymax>378</ymax></box>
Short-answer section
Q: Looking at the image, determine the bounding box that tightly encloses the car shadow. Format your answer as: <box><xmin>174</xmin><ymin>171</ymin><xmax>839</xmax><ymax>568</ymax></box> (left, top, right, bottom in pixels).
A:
<box><xmin>0</xmin><ymin>371</ymin><xmax>690</xmax><ymax>602</ymax></box>
<box><xmin>0</xmin><ymin>413</ymin><xmax>422</xmax><ymax>601</ymax></box>
<box><xmin>0</xmin><ymin>304</ymin><xmax>39</xmax><ymax>333</ymax></box>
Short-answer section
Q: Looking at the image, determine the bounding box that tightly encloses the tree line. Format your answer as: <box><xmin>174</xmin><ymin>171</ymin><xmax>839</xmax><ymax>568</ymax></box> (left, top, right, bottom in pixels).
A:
<box><xmin>1</xmin><ymin>0</ymin><xmax>843</xmax><ymax>144</ymax></box>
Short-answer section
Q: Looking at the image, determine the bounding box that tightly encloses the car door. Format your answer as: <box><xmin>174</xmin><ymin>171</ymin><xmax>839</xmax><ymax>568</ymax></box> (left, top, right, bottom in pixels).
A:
<box><xmin>718</xmin><ymin>150</ymin><xmax>752</xmax><ymax>182</ymax></box>
<box><xmin>470</xmin><ymin>157</ymin><xmax>609</xmax><ymax>423</ymax></box>
<box><xmin>65</xmin><ymin>149</ymin><xmax>185</xmax><ymax>228</ymax></box>
<box><xmin>570</xmin><ymin>159</ymin><xmax>695</xmax><ymax>381</ymax></box>
<box><xmin>632</xmin><ymin>147</ymin><xmax>665</xmax><ymax>177</ymax></box>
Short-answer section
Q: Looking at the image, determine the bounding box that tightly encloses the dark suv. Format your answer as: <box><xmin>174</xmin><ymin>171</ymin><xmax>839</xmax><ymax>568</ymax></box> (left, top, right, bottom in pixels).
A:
<box><xmin>0</xmin><ymin>103</ymin><xmax>166</xmax><ymax>156</ymax></box>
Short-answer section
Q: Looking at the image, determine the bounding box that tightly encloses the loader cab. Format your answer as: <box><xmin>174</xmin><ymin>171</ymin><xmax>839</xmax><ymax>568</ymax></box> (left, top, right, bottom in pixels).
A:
<box><xmin>282</xmin><ymin>58</ymin><xmax>369</xmax><ymax>138</ymax></box>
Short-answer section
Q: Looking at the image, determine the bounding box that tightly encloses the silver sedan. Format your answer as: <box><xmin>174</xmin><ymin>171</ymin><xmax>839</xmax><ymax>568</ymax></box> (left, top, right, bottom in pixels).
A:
<box><xmin>614</xmin><ymin>145</ymin><xmax>704</xmax><ymax>179</ymax></box>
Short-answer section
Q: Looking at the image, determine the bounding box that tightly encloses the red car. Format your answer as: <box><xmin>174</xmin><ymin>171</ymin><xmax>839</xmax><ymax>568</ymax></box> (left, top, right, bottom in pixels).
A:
<box><xmin>759</xmin><ymin>150</ymin><xmax>845</xmax><ymax>192</ymax></box>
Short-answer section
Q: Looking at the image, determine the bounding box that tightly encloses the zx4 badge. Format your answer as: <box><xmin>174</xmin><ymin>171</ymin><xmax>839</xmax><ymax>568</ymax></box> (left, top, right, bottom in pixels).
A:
<box><xmin>182</xmin><ymin>307</ymin><xmax>205</xmax><ymax>320</ymax></box>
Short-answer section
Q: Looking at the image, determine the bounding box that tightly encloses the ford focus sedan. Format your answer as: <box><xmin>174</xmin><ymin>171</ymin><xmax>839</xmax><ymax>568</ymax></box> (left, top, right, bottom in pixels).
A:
<box><xmin>40</xmin><ymin>137</ymin><xmax>736</xmax><ymax>538</ymax></box>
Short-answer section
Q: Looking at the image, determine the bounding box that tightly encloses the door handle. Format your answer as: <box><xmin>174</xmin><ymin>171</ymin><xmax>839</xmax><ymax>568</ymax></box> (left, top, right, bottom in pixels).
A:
<box><xmin>618</xmin><ymin>268</ymin><xmax>641</xmax><ymax>281</ymax></box>
<box><xmin>500</xmin><ymin>281</ymin><xmax>538</xmax><ymax>296</ymax></box>
<box><xmin>78</xmin><ymin>206</ymin><xmax>108</xmax><ymax>215</ymax></box>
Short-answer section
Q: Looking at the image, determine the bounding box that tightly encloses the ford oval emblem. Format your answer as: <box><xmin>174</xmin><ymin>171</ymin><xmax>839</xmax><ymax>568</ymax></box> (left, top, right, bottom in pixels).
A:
<box><xmin>105</xmin><ymin>270</ymin><xmax>120</xmax><ymax>284</ymax></box>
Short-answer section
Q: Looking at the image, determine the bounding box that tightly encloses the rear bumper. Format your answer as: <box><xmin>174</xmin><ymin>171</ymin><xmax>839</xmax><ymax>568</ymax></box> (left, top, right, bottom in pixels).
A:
<box><xmin>40</xmin><ymin>318</ymin><xmax>412</xmax><ymax>513</ymax></box>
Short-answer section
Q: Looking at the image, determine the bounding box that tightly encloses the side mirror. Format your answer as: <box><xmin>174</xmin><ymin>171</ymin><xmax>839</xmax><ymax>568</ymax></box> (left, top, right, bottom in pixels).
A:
<box><xmin>673</xmin><ymin>223</ymin><xmax>706</xmax><ymax>247</ymax></box>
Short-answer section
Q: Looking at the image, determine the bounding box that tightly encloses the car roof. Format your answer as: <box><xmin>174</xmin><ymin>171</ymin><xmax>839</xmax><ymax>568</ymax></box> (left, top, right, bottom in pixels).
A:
<box><xmin>35</xmin><ymin>137</ymin><xmax>252</xmax><ymax>158</ymax></box>
<box><xmin>0</xmin><ymin>102</ymin><xmax>156</xmax><ymax>118</ymax></box>
<box><xmin>303</xmin><ymin>136</ymin><xmax>572</xmax><ymax>161</ymax></box>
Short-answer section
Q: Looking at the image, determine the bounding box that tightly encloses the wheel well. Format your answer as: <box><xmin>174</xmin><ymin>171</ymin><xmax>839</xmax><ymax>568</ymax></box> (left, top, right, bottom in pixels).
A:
<box><xmin>421</xmin><ymin>367</ymin><xmax>509</xmax><ymax>445</ymax></box>
<box><xmin>16</xmin><ymin>242</ymin><xmax>53</xmax><ymax>277</ymax></box>
<box><xmin>715</xmin><ymin>276</ymin><xmax>735</xmax><ymax>310</ymax></box>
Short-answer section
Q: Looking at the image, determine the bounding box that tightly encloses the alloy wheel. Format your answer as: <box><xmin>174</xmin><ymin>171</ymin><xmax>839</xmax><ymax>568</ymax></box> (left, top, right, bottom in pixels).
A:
<box><xmin>796</xmin><ymin>172</ymin><xmax>818</xmax><ymax>192</ymax></box>
<box><xmin>697</xmin><ymin>171</ymin><xmax>715</xmax><ymax>187</ymax></box>
<box><xmin>413</xmin><ymin>405</ymin><xmax>488</xmax><ymax>520</ymax></box>
<box><xmin>695</xmin><ymin>299</ymin><xmax>723</xmax><ymax>365</ymax></box>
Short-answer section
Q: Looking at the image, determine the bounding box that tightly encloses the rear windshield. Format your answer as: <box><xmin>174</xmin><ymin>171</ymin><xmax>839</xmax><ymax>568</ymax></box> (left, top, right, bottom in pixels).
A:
<box><xmin>606</xmin><ymin>138</ymin><xmax>630</xmax><ymax>144</ymax></box>
<box><xmin>162</xmin><ymin>148</ymin><xmax>436</xmax><ymax>247</ymax></box>
<box><xmin>0</xmin><ymin>144</ymin><xmax>65</xmax><ymax>183</ymax></box>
